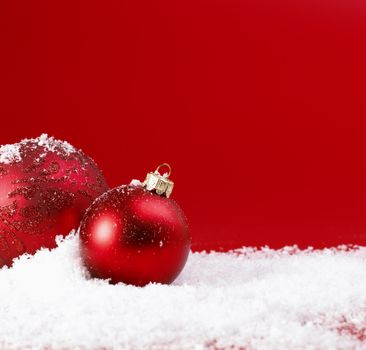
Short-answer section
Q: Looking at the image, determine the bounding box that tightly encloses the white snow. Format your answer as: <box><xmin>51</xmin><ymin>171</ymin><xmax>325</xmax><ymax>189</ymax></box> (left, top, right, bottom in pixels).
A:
<box><xmin>0</xmin><ymin>233</ymin><xmax>366</xmax><ymax>349</ymax></box>
<box><xmin>130</xmin><ymin>179</ymin><xmax>143</xmax><ymax>187</ymax></box>
<box><xmin>0</xmin><ymin>134</ymin><xmax>76</xmax><ymax>164</ymax></box>
<box><xmin>36</xmin><ymin>133</ymin><xmax>75</xmax><ymax>155</ymax></box>
<box><xmin>0</xmin><ymin>144</ymin><xmax>21</xmax><ymax>164</ymax></box>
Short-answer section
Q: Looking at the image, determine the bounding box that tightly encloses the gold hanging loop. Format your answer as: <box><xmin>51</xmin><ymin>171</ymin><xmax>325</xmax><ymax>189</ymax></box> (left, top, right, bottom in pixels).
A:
<box><xmin>155</xmin><ymin>163</ymin><xmax>172</xmax><ymax>177</ymax></box>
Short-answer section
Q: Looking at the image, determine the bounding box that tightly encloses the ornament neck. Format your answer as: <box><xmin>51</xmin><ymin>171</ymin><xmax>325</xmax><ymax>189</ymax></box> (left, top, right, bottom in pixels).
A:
<box><xmin>142</xmin><ymin>163</ymin><xmax>174</xmax><ymax>198</ymax></box>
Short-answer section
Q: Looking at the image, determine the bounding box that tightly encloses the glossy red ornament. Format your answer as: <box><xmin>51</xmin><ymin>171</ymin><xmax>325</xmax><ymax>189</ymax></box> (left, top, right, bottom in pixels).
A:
<box><xmin>79</xmin><ymin>170</ymin><xmax>190</xmax><ymax>286</ymax></box>
<box><xmin>0</xmin><ymin>134</ymin><xmax>108</xmax><ymax>267</ymax></box>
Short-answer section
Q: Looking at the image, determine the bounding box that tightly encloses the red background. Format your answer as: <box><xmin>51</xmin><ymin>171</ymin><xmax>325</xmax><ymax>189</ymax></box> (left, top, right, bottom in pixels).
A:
<box><xmin>1</xmin><ymin>0</ymin><xmax>366</xmax><ymax>251</ymax></box>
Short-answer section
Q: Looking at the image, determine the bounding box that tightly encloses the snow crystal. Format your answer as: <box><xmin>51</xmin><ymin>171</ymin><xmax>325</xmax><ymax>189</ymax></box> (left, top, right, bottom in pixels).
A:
<box><xmin>0</xmin><ymin>233</ymin><xmax>366</xmax><ymax>349</ymax></box>
<box><xmin>0</xmin><ymin>134</ymin><xmax>76</xmax><ymax>164</ymax></box>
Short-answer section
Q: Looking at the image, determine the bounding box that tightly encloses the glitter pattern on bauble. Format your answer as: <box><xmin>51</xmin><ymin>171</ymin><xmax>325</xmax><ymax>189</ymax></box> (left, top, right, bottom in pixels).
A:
<box><xmin>0</xmin><ymin>134</ymin><xmax>108</xmax><ymax>267</ymax></box>
<box><xmin>79</xmin><ymin>183</ymin><xmax>191</xmax><ymax>286</ymax></box>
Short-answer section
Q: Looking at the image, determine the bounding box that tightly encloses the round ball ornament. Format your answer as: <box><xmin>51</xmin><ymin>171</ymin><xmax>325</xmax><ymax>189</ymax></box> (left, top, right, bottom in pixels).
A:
<box><xmin>0</xmin><ymin>134</ymin><xmax>108</xmax><ymax>267</ymax></box>
<box><xmin>79</xmin><ymin>164</ymin><xmax>190</xmax><ymax>286</ymax></box>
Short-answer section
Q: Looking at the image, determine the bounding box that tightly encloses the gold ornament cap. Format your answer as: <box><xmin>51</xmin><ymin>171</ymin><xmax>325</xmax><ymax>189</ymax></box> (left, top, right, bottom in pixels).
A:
<box><xmin>143</xmin><ymin>163</ymin><xmax>174</xmax><ymax>198</ymax></box>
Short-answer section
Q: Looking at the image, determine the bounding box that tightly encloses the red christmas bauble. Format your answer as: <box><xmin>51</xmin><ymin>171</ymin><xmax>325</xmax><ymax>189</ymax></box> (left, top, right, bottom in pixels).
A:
<box><xmin>0</xmin><ymin>134</ymin><xmax>108</xmax><ymax>267</ymax></box>
<box><xmin>79</xmin><ymin>180</ymin><xmax>190</xmax><ymax>286</ymax></box>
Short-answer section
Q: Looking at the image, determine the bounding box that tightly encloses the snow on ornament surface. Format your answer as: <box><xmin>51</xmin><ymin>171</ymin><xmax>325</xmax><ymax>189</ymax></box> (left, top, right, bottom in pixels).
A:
<box><xmin>0</xmin><ymin>134</ymin><xmax>108</xmax><ymax>267</ymax></box>
<box><xmin>1</xmin><ymin>233</ymin><xmax>366</xmax><ymax>349</ymax></box>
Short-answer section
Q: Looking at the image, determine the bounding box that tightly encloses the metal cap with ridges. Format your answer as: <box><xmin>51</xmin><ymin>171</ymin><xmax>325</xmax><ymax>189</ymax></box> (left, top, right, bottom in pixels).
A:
<box><xmin>143</xmin><ymin>163</ymin><xmax>174</xmax><ymax>198</ymax></box>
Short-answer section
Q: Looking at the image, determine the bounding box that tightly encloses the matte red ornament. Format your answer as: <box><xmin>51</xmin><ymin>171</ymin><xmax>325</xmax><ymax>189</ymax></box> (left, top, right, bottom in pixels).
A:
<box><xmin>79</xmin><ymin>164</ymin><xmax>190</xmax><ymax>286</ymax></box>
<box><xmin>0</xmin><ymin>134</ymin><xmax>108</xmax><ymax>267</ymax></box>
